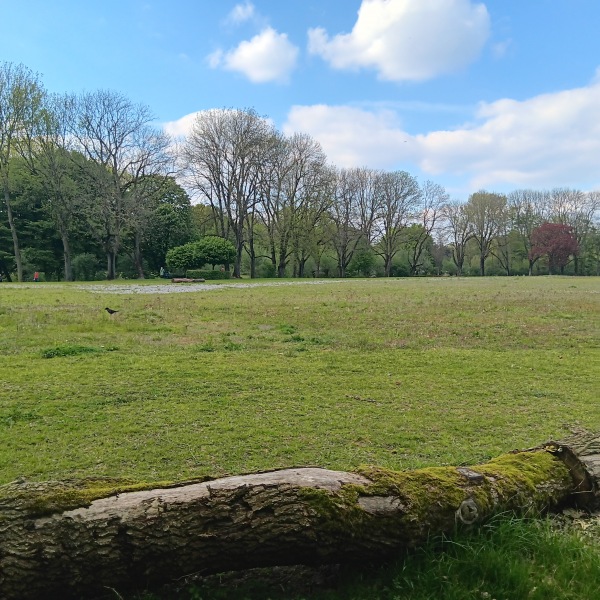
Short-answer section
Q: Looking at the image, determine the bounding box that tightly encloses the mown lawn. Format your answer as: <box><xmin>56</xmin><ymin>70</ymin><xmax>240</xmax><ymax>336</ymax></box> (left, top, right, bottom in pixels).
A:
<box><xmin>0</xmin><ymin>276</ymin><xmax>598</xmax><ymax>483</ymax></box>
<box><xmin>1</xmin><ymin>276</ymin><xmax>599</xmax><ymax>598</ymax></box>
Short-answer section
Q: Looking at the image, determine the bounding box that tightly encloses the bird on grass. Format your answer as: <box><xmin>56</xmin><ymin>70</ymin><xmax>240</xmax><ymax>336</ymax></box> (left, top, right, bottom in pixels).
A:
<box><xmin>105</xmin><ymin>307</ymin><xmax>119</xmax><ymax>315</ymax></box>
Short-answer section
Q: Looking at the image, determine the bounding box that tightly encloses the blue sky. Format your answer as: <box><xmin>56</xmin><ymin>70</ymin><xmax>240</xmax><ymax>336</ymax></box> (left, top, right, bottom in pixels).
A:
<box><xmin>1</xmin><ymin>0</ymin><xmax>600</xmax><ymax>197</ymax></box>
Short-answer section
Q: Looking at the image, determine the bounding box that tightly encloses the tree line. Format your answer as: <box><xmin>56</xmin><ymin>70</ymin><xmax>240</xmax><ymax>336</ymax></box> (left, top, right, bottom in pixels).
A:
<box><xmin>1</xmin><ymin>62</ymin><xmax>599</xmax><ymax>281</ymax></box>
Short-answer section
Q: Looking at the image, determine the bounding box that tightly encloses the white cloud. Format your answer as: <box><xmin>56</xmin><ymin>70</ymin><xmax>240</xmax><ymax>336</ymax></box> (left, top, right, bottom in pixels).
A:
<box><xmin>283</xmin><ymin>78</ymin><xmax>600</xmax><ymax>191</ymax></box>
<box><xmin>208</xmin><ymin>27</ymin><xmax>299</xmax><ymax>83</ymax></box>
<box><xmin>227</xmin><ymin>2</ymin><xmax>256</xmax><ymax>25</ymax></box>
<box><xmin>308</xmin><ymin>0</ymin><xmax>490</xmax><ymax>81</ymax></box>
<box><xmin>284</xmin><ymin>105</ymin><xmax>414</xmax><ymax>169</ymax></box>
<box><xmin>163</xmin><ymin>112</ymin><xmax>199</xmax><ymax>139</ymax></box>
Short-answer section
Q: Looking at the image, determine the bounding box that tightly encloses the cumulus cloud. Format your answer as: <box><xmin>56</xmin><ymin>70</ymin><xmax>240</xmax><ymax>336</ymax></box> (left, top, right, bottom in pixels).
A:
<box><xmin>283</xmin><ymin>78</ymin><xmax>600</xmax><ymax>191</ymax></box>
<box><xmin>163</xmin><ymin>112</ymin><xmax>199</xmax><ymax>139</ymax></box>
<box><xmin>419</xmin><ymin>81</ymin><xmax>600</xmax><ymax>189</ymax></box>
<box><xmin>308</xmin><ymin>0</ymin><xmax>490</xmax><ymax>81</ymax></box>
<box><xmin>208</xmin><ymin>27</ymin><xmax>299</xmax><ymax>83</ymax></box>
<box><xmin>284</xmin><ymin>105</ymin><xmax>414</xmax><ymax>168</ymax></box>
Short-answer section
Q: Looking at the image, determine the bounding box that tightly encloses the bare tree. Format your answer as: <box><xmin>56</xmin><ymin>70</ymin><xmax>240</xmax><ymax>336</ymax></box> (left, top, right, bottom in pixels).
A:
<box><xmin>373</xmin><ymin>170</ymin><xmax>420</xmax><ymax>277</ymax></box>
<box><xmin>443</xmin><ymin>201</ymin><xmax>473</xmax><ymax>276</ymax></box>
<box><xmin>406</xmin><ymin>180</ymin><xmax>448</xmax><ymax>276</ymax></box>
<box><xmin>431</xmin><ymin>230</ymin><xmax>450</xmax><ymax>275</ymax></box>
<box><xmin>489</xmin><ymin>202</ymin><xmax>513</xmax><ymax>275</ymax></box>
<box><xmin>0</xmin><ymin>62</ymin><xmax>45</xmax><ymax>281</ymax></box>
<box><xmin>465</xmin><ymin>191</ymin><xmax>507</xmax><ymax>276</ymax></box>
<box><xmin>290</xmin><ymin>162</ymin><xmax>334</xmax><ymax>277</ymax></box>
<box><xmin>181</xmin><ymin>108</ymin><xmax>276</xmax><ymax>277</ymax></box>
<box><xmin>256</xmin><ymin>132</ymin><xmax>296</xmax><ymax>277</ymax></box>
<box><xmin>258</xmin><ymin>132</ymin><xmax>330</xmax><ymax>277</ymax></box>
<box><xmin>507</xmin><ymin>189</ymin><xmax>550</xmax><ymax>275</ymax></box>
<box><xmin>69</xmin><ymin>90</ymin><xmax>172</xmax><ymax>279</ymax></box>
<box><xmin>329</xmin><ymin>167</ymin><xmax>379</xmax><ymax>278</ymax></box>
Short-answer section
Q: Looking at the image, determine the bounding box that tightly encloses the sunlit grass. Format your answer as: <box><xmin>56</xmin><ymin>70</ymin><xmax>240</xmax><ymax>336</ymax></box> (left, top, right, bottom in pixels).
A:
<box><xmin>0</xmin><ymin>276</ymin><xmax>598</xmax><ymax>483</ymax></box>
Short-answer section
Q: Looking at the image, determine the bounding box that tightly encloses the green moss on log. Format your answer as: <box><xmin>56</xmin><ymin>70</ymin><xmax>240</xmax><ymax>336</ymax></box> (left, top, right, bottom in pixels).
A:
<box><xmin>0</xmin><ymin>476</ymin><xmax>212</xmax><ymax>519</ymax></box>
<box><xmin>476</xmin><ymin>451</ymin><xmax>574</xmax><ymax>510</ymax></box>
<box><xmin>298</xmin><ymin>450</ymin><xmax>573</xmax><ymax>542</ymax></box>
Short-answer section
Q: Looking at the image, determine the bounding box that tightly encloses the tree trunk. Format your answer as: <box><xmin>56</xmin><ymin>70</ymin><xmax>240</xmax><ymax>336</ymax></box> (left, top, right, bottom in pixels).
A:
<box><xmin>61</xmin><ymin>231</ymin><xmax>73</xmax><ymax>282</ymax></box>
<box><xmin>106</xmin><ymin>251</ymin><xmax>117</xmax><ymax>280</ymax></box>
<box><xmin>298</xmin><ymin>255</ymin><xmax>308</xmax><ymax>278</ymax></box>
<box><xmin>234</xmin><ymin>242</ymin><xmax>243</xmax><ymax>278</ymax></box>
<box><xmin>246</xmin><ymin>236</ymin><xmax>257</xmax><ymax>279</ymax></box>
<box><xmin>133</xmin><ymin>231</ymin><xmax>145</xmax><ymax>279</ymax></box>
<box><xmin>3</xmin><ymin>188</ymin><xmax>23</xmax><ymax>282</ymax></box>
<box><xmin>384</xmin><ymin>256</ymin><xmax>392</xmax><ymax>277</ymax></box>
<box><xmin>0</xmin><ymin>432</ymin><xmax>598</xmax><ymax>600</ymax></box>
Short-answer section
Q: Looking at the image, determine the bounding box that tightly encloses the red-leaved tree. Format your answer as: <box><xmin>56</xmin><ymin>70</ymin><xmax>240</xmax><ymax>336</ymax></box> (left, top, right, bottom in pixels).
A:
<box><xmin>529</xmin><ymin>223</ymin><xmax>579</xmax><ymax>274</ymax></box>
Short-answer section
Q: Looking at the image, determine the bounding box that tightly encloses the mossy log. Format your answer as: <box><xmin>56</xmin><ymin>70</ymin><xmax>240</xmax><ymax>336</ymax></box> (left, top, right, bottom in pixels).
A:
<box><xmin>0</xmin><ymin>431</ymin><xmax>598</xmax><ymax>599</ymax></box>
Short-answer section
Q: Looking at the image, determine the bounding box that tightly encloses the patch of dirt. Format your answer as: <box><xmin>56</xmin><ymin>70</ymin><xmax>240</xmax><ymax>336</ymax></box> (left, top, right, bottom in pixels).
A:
<box><xmin>81</xmin><ymin>280</ymin><xmax>353</xmax><ymax>295</ymax></box>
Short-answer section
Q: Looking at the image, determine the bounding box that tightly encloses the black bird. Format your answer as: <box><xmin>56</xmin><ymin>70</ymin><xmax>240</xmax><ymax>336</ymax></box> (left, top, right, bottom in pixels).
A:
<box><xmin>105</xmin><ymin>307</ymin><xmax>119</xmax><ymax>315</ymax></box>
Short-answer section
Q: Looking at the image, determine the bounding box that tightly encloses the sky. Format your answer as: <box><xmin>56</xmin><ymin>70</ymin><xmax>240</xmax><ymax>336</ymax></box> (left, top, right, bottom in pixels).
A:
<box><xmin>1</xmin><ymin>0</ymin><xmax>600</xmax><ymax>198</ymax></box>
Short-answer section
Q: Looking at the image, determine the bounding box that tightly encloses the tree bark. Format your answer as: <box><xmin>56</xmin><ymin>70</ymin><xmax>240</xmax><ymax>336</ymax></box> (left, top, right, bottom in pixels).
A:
<box><xmin>3</xmin><ymin>188</ymin><xmax>23</xmax><ymax>282</ymax></box>
<box><xmin>0</xmin><ymin>432</ymin><xmax>598</xmax><ymax>600</ymax></box>
<box><xmin>60</xmin><ymin>229</ymin><xmax>73</xmax><ymax>282</ymax></box>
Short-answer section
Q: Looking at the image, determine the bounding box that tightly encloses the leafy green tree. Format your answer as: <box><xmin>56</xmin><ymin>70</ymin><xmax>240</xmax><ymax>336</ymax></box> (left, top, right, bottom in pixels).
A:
<box><xmin>16</xmin><ymin>93</ymin><xmax>86</xmax><ymax>280</ymax></box>
<box><xmin>141</xmin><ymin>187</ymin><xmax>194</xmax><ymax>272</ymax></box>
<box><xmin>124</xmin><ymin>176</ymin><xmax>192</xmax><ymax>276</ymax></box>
<box><xmin>166</xmin><ymin>242</ymin><xmax>199</xmax><ymax>272</ymax></box>
<box><xmin>0</xmin><ymin>62</ymin><xmax>45</xmax><ymax>281</ymax></box>
<box><xmin>348</xmin><ymin>247</ymin><xmax>375</xmax><ymax>277</ymax></box>
<box><xmin>71</xmin><ymin>253</ymin><xmax>101</xmax><ymax>281</ymax></box>
<box><xmin>166</xmin><ymin>237</ymin><xmax>235</xmax><ymax>272</ymax></box>
<box><xmin>70</xmin><ymin>89</ymin><xmax>172</xmax><ymax>279</ymax></box>
<box><xmin>196</xmin><ymin>236</ymin><xmax>235</xmax><ymax>269</ymax></box>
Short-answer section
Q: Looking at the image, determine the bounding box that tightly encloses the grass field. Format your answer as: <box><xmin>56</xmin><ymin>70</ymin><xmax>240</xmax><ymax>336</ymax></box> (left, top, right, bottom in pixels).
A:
<box><xmin>1</xmin><ymin>276</ymin><xmax>599</xmax><ymax>598</ymax></box>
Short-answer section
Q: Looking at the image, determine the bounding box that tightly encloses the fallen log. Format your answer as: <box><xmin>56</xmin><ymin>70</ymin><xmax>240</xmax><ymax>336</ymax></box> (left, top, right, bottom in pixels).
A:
<box><xmin>0</xmin><ymin>431</ymin><xmax>598</xmax><ymax>599</ymax></box>
<box><xmin>170</xmin><ymin>277</ymin><xmax>205</xmax><ymax>283</ymax></box>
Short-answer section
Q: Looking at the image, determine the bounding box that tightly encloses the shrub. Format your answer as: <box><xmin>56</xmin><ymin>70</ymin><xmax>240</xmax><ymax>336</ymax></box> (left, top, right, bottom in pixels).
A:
<box><xmin>166</xmin><ymin>242</ymin><xmax>199</xmax><ymax>272</ymax></box>
<box><xmin>197</xmin><ymin>236</ymin><xmax>236</xmax><ymax>269</ymax></box>
<box><xmin>186</xmin><ymin>269</ymin><xmax>231</xmax><ymax>280</ymax></box>
<box><xmin>71</xmin><ymin>254</ymin><xmax>100</xmax><ymax>281</ymax></box>
<box><xmin>166</xmin><ymin>237</ymin><xmax>236</xmax><ymax>272</ymax></box>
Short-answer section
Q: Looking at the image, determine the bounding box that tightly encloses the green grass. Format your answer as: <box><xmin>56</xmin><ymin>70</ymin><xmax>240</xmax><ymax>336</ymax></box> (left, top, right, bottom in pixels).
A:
<box><xmin>1</xmin><ymin>276</ymin><xmax>598</xmax><ymax>483</ymax></box>
<box><xmin>0</xmin><ymin>276</ymin><xmax>599</xmax><ymax>597</ymax></box>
